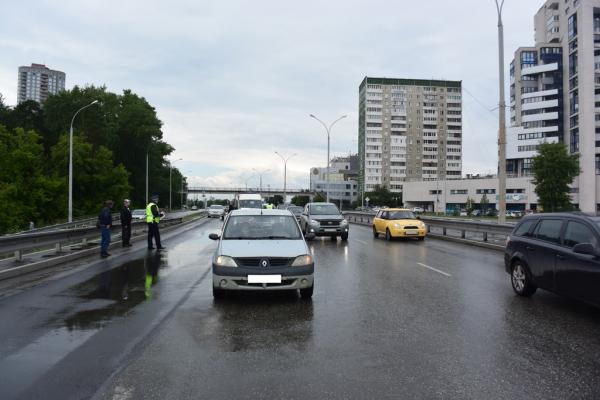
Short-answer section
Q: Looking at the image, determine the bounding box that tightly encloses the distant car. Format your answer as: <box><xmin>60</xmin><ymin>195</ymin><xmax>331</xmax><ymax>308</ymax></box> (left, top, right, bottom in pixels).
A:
<box><xmin>472</xmin><ymin>210</ymin><xmax>482</xmax><ymax>217</ymax></box>
<box><xmin>287</xmin><ymin>206</ymin><xmax>304</xmax><ymax>222</ymax></box>
<box><xmin>299</xmin><ymin>202</ymin><xmax>349</xmax><ymax>241</ymax></box>
<box><xmin>505</xmin><ymin>213</ymin><xmax>600</xmax><ymax>308</ymax></box>
<box><xmin>132</xmin><ymin>209</ymin><xmax>146</xmax><ymax>221</ymax></box>
<box><xmin>191</xmin><ymin>205</ymin><xmax>198</xmax><ymax>210</ymax></box>
<box><xmin>209</xmin><ymin>209</ymin><xmax>315</xmax><ymax>299</ymax></box>
<box><xmin>459</xmin><ymin>210</ymin><xmax>468</xmax><ymax>217</ymax></box>
<box><xmin>411</xmin><ymin>207</ymin><xmax>425</xmax><ymax>213</ymax></box>
<box><xmin>208</xmin><ymin>205</ymin><xmax>226</xmax><ymax>218</ymax></box>
<box><xmin>372</xmin><ymin>208</ymin><xmax>427</xmax><ymax>241</ymax></box>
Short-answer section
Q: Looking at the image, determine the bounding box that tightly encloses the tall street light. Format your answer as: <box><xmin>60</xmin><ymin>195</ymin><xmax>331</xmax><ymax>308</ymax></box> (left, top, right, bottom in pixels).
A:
<box><xmin>274</xmin><ymin>151</ymin><xmax>297</xmax><ymax>204</ymax></box>
<box><xmin>169</xmin><ymin>158</ymin><xmax>183</xmax><ymax>211</ymax></box>
<box><xmin>68</xmin><ymin>100</ymin><xmax>98</xmax><ymax>222</ymax></box>
<box><xmin>495</xmin><ymin>0</ymin><xmax>507</xmax><ymax>224</ymax></box>
<box><xmin>309</xmin><ymin>114</ymin><xmax>347</xmax><ymax>202</ymax></box>
<box><xmin>181</xmin><ymin>170</ymin><xmax>192</xmax><ymax>210</ymax></box>
<box><xmin>244</xmin><ymin>175</ymin><xmax>256</xmax><ymax>191</ymax></box>
<box><xmin>252</xmin><ymin>168</ymin><xmax>270</xmax><ymax>197</ymax></box>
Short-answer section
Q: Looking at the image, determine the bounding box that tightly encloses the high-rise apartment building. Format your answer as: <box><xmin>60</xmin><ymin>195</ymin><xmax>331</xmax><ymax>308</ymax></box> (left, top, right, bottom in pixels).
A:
<box><xmin>508</xmin><ymin>0</ymin><xmax>600</xmax><ymax>213</ymax></box>
<box><xmin>17</xmin><ymin>63</ymin><xmax>65</xmax><ymax>104</ymax></box>
<box><xmin>358</xmin><ymin>77</ymin><xmax>462</xmax><ymax>197</ymax></box>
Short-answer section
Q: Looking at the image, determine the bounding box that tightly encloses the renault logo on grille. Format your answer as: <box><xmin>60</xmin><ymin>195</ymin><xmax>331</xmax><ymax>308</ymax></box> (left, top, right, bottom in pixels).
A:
<box><xmin>261</xmin><ymin>259</ymin><xmax>268</xmax><ymax>268</ymax></box>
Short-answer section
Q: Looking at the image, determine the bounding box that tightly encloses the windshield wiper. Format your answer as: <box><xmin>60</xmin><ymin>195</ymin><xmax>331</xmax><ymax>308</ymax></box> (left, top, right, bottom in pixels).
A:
<box><xmin>252</xmin><ymin>236</ymin><xmax>294</xmax><ymax>240</ymax></box>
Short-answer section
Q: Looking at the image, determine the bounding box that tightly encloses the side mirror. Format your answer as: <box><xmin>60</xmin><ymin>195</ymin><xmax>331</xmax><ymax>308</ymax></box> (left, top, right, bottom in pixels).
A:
<box><xmin>208</xmin><ymin>233</ymin><xmax>220</xmax><ymax>241</ymax></box>
<box><xmin>572</xmin><ymin>243</ymin><xmax>595</xmax><ymax>255</ymax></box>
<box><xmin>305</xmin><ymin>232</ymin><xmax>316</xmax><ymax>241</ymax></box>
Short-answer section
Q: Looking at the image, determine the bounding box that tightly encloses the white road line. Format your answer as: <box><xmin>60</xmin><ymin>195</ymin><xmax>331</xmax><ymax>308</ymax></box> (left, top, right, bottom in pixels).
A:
<box><xmin>417</xmin><ymin>262</ymin><xmax>452</xmax><ymax>277</ymax></box>
<box><xmin>354</xmin><ymin>239</ymin><xmax>368</xmax><ymax>245</ymax></box>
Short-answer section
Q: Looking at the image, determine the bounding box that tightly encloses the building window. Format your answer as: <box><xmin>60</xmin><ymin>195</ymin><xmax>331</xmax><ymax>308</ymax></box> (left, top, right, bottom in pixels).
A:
<box><xmin>429</xmin><ymin>190</ymin><xmax>442</xmax><ymax>195</ymax></box>
<box><xmin>568</xmin><ymin>13</ymin><xmax>577</xmax><ymax>40</ymax></box>
<box><xmin>570</xmin><ymin>128</ymin><xmax>579</xmax><ymax>153</ymax></box>
<box><xmin>596</xmin><ymin>155</ymin><xmax>600</xmax><ymax>175</ymax></box>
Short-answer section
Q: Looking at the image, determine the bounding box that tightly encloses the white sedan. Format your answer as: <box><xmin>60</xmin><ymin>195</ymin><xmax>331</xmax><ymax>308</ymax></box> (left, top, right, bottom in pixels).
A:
<box><xmin>208</xmin><ymin>205</ymin><xmax>226</xmax><ymax>218</ymax></box>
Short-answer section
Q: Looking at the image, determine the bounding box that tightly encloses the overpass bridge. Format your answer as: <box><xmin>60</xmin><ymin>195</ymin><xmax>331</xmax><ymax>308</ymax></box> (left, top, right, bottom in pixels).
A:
<box><xmin>187</xmin><ymin>186</ymin><xmax>316</xmax><ymax>197</ymax></box>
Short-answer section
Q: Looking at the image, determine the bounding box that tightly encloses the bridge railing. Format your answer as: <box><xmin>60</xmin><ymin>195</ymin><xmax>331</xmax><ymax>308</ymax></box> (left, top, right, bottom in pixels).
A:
<box><xmin>343</xmin><ymin>211</ymin><xmax>514</xmax><ymax>250</ymax></box>
<box><xmin>0</xmin><ymin>211</ymin><xmax>207</xmax><ymax>263</ymax></box>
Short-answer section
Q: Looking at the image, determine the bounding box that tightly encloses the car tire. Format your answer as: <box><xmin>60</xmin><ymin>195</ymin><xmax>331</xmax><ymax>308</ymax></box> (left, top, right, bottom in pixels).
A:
<box><xmin>330</xmin><ymin>235</ymin><xmax>337</xmax><ymax>241</ymax></box>
<box><xmin>300</xmin><ymin>284</ymin><xmax>313</xmax><ymax>299</ymax></box>
<box><xmin>418</xmin><ymin>236</ymin><xmax>425</xmax><ymax>241</ymax></box>
<box><xmin>373</xmin><ymin>227</ymin><xmax>379</xmax><ymax>238</ymax></box>
<box><xmin>385</xmin><ymin>229</ymin><xmax>392</xmax><ymax>241</ymax></box>
<box><xmin>511</xmin><ymin>261</ymin><xmax>537</xmax><ymax>297</ymax></box>
<box><xmin>341</xmin><ymin>233</ymin><xmax>348</xmax><ymax>241</ymax></box>
<box><xmin>213</xmin><ymin>286</ymin><xmax>226</xmax><ymax>299</ymax></box>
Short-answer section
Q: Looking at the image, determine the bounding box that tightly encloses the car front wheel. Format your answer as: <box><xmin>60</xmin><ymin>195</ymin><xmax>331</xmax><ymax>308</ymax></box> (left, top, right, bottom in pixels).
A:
<box><xmin>511</xmin><ymin>262</ymin><xmax>537</xmax><ymax>297</ymax></box>
<box><xmin>341</xmin><ymin>232</ymin><xmax>348</xmax><ymax>241</ymax></box>
<box><xmin>300</xmin><ymin>284</ymin><xmax>313</xmax><ymax>299</ymax></box>
<box><xmin>213</xmin><ymin>286</ymin><xmax>226</xmax><ymax>299</ymax></box>
<box><xmin>385</xmin><ymin>229</ymin><xmax>392</xmax><ymax>241</ymax></box>
<box><xmin>373</xmin><ymin>226</ymin><xmax>379</xmax><ymax>238</ymax></box>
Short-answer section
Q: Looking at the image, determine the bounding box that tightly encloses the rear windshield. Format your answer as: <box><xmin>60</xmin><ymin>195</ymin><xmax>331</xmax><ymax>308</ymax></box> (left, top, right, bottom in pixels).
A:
<box><xmin>388</xmin><ymin>211</ymin><xmax>416</xmax><ymax>220</ymax></box>
<box><xmin>288</xmin><ymin>207</ymin><xmax>303</xmax><ymax>215</ymax></box>
<box><xmin>223</xmin><ymin>215</ymin><xmax>302</xmax><ymax>240</ymax></box>
<box><xmin>132</xmin><ymin>209</ymin><xmax>145</xmax><ymax>214</ymax></box>
<box><xmin>210</xmin><ymin>205</ymin><xmax>224</xmax><ymax>209</ymax></box>
<box><xmin>310</xmin><ymin>204</ymin><xmax>340</xmax><ymax>215</ymax></box>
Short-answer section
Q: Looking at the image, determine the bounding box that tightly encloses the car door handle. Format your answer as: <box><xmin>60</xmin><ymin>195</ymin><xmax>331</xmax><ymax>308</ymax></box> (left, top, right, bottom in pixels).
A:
<box><xmin>556</xmin><ymin>254</ymin><xmax>565</xmax><ymax>260</ymax></box>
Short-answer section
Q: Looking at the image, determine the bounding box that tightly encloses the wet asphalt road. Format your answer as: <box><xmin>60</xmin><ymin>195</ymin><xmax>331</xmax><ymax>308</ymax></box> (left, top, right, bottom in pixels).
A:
<box><xmin>0</xmin><ymin>219</ymin><xmax>599</xmax><ymax>400</ymax></box>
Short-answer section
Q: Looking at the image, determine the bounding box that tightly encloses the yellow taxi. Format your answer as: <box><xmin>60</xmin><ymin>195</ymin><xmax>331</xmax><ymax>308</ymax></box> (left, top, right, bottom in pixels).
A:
<box><xmin>372</xmin><ymin>208</ymin><xmax>427</xmax><ymax>241</ymax></box>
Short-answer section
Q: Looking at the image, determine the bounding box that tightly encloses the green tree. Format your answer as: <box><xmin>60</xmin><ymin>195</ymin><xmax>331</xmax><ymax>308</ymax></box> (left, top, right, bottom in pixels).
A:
<box><xmin>0</xmin><ymin>126</ymin><xmax>63</xmax><ymax>233</ymax></box>
<box><xmin>313</xmin><ymin>192</ymin><xmax>326</xmax><ymax>202</ymax></box>
<box><xmin>465</xmin><ymin>197</ymin><xmax>475</xmax><ymax>215</ymax></box>
<box><xmin>291</xmin><ymin>195</ymin><xmax>310</xmax><ymax>207</ymax></box>
<box><xmin>365</xmin><ymin>185</ymin><xmax>396</xmax><ymax>207</ymax></box>
<box><xmin>49</xmin><ymin>134</ymin><xmax>131</xmax><ymax>218</ymax></box>
<box><xmin>480</xmin><ymin>193</ymin><xmax>489</xmax><ymax>213</ymax></box>
<box><xmin>532</xmin><ymin>142</ymin><xmax>579</xmax><ymax>212</ymax></box>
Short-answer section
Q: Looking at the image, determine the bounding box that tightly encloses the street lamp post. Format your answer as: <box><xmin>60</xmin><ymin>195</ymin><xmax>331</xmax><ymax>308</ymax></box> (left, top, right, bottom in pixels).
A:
<box><xmin>309</xmin><ymin>114</ymin><xmax>347</xmax><ymax>203</ymax></box>
<box><xmin>495</xmin><ymin>0</ymin><xmax>507</xmax><ymax>224</ymax></box>
<box><xmin>244</xmin><ymin>175</ymin><xmax>256</xmax><ymax>191</ymax></box>
<box><xmin>169</xmin><ymin>158</ymin><xmax>183</xmax><ymax>211</ymax></box>
<box><xmin>181</xmin><ymin>170</ymin><xmax>192</xmax><ymax>210</ymax></box>
<box><xmin>68</xmin><ymin>100</ymin><xmax>98</xmax><ymax>222</ymax></box>
<box><xmin>252</xmin><ymin>168</ymin><xmax>270</xmax><ymax>198</ymax></box>
<box><xmin>274</xmin><ymin>151</ymin><xmax>297</xmax><ymax>204</ymax></box>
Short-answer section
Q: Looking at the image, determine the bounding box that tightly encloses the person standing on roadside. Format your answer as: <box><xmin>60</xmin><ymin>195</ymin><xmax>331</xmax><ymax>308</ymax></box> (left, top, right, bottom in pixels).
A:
<box><xmin>146</xmin><ymin>193</ymin><xmax>165</xmax><ymax>251</ymax></box>
<box><xmin>98</xmin><ymin>200</ymin><xmax>114</xmax><ymax>258</ymax></box>
<box><xmin>120</xmin><ymin>199</ymin><xmax>133</xmax><ymax>247</ymax></box>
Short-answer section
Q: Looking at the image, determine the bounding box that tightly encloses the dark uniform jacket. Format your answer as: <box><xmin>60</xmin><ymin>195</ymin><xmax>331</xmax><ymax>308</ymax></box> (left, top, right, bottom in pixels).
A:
<box><xmin>120</xmin><ymin>207</ymin><xmax>132</xmax><ymax>226</ymax></box>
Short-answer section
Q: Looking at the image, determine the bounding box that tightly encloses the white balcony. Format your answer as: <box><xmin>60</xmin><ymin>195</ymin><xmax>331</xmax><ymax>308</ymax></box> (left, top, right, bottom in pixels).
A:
<box><xmin>521</xmin><ymin>99</ymin><xmax>559</xmax><ymax>111</ymax></box>
<box><xmin>521</xmin><ymin>63</ymin><xmax>559</xmax><ymax>76</ymax></box>
<box><xmin>522</xmin><ymin>112</ymin><xmax>559</xmax><ymax>123</ymax></box>
<box><xmin>521</xmin><ymin>89</ymin><xmax>558</xmax><ymax>99</ymax></box>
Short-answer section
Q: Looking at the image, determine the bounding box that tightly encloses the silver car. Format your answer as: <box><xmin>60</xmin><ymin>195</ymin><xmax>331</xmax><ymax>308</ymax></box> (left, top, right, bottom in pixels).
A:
<box><xmin>209</xmin><ymin>209</ymin><xmax>315</xmax><ymax>299</ymax></box>
<box><xmin>208</xmin><ymin>204</ymin><xmax>226</xmax><ymax>218</ymax></box>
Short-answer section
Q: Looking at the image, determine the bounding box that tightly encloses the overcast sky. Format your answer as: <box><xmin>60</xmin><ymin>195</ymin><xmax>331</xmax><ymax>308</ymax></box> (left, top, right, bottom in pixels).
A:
<box><xmin>0</xmin><ymin>0</ymin><xmax>544</xmax><ymax>190</ymax></box>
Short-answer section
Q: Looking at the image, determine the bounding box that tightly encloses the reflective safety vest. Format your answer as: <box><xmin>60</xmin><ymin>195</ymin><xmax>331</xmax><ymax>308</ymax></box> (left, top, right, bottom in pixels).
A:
<box><xmin>266</xmin><ymin>204</ymin><xmax>273</xmax><ymax>209</ymax></box>
<box><xmin>146</xmin><ymin>202</ymin><xmax>160</xmax><ymax>223</ymax></box>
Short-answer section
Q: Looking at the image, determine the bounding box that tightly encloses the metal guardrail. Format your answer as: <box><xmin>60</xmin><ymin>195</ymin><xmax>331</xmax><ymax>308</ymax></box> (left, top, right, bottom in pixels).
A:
<box><xmin>343</xmin><ymin>211</ymin><xmax>514</xmax><ymax>246</ymax></box>
<box><xmin>0</xmin><ymin>216</ymin><xmax>193</xmax><ymax>262</ymax></box>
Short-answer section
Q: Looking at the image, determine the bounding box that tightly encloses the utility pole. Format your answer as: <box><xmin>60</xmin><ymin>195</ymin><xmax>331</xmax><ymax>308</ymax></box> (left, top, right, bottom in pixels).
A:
<box><xmin>275</xmin><ymin>152</ymin><xmax>297</xmax><ymax>204</ymax></box>
<box><xmin>496</xmin><ymin>0</ymin><xmax>507</xmax><ymax>224</ymax></box>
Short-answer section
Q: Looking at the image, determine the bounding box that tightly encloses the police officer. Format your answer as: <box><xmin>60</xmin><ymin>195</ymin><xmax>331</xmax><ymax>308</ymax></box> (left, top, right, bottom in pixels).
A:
<box><xmin>146</xmin><ymin>194</ymin><xmax>165</xmax><ymax>251</ymax></box>
<box><xmin>120</xmin><ymin>199</ymin><xmax>132</xmax><ymax>247</ymax></box>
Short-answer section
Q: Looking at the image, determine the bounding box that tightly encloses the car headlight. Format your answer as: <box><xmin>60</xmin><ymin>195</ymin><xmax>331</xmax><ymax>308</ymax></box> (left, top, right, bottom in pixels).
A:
<box><xmin>215</xmin><ymin>255</ymin><xmax>237</xmax><ymax>267</ymax></box>
<box><xmin>393</xmin><ymin>223</ymin><xmax>401</xmax><ymax>229</ymax></box>
<box><xmin>310</xmin><ymin>219</ymin><xmax>320</xmax><ymax>226</ymax></box>
<box><xmin>291</xmin><ymin>254</ymin><xmax>313</xmax><ymax>266</ymax></box>
<box><xmin>340</xmin><ymin>219</ymin><xmax>348</xmax><ymax>225</ymax></box>
<box><xmin>419</xmin><ymin>222</ymin><xmax>426</xmax><ymax>228</ymax></box>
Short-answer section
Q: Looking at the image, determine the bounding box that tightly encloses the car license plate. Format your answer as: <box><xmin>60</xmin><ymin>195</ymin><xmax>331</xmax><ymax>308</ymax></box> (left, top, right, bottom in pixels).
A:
<box><xmin>248</xmin><ymin>275</ymin><xmax>282</xmax><ymax>284</ymax></box>
<box><xmin>325</xmin><ymin>228</ymin><xmax>337</xmax><ymax>232</ymax></box>
<box><xmin>405</xmin><ymin>230</ymin><xmax>419</xmax><ymax>235</ymax></box>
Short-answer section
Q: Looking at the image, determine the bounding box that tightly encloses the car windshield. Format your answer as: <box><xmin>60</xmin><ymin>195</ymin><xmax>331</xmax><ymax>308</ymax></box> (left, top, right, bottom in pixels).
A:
<box><xmin>310</xmin><ymin>204</ymin><xmax>340</xmax><ymax>215</ymax></box>
<box><xmin>288</xmin><ymin>206</ymin><xmax>303</xmax><ymax>215</ymax></box>
<box><xmin>389</xmin><ymin>211</ymin><xmax>416</xmax><ymax>220</ymax></box>
<box><xmin>210</xmin><ymin>205</ymin><xmax>224</xmax><ymax>209</ymax></box>
<box><xmin>223</xmin><ymin>215</ymin><xmax>301</xmax><ymax>240</ymax></box>
<box><xmin>238</xmin><ymin>200</ymin><xmax>263</xmax><ymax>209</ymax></box>
<box><xmin>132</xmin><ymin>209</ymin><xmax>145</xmax><ymax>215</ymax></box>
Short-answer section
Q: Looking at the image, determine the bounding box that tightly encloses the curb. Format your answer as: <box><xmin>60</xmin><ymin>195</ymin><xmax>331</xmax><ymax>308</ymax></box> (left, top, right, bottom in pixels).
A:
<box><xmin>0</xmin><ymin>216</ymin><xmax>209</xmax><ymax>281</ymax></box>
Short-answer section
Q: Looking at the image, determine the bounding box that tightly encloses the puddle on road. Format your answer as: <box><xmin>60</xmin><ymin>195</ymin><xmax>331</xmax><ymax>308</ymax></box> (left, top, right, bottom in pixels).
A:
<box><xmin>60</xmin><ymin>251</ymin><xmax>167</xmax><ymax>330</ymax></box>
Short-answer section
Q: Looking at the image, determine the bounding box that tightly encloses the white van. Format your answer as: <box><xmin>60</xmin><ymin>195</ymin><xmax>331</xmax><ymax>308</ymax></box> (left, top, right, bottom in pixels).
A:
<box><xmin>234</xmin><ymin>194</ymin><xmax>263</xmax><ymax>209</ymax></box>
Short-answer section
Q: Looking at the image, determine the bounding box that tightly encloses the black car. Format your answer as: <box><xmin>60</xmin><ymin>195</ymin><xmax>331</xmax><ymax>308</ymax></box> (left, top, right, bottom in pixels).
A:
<box><xmin>299</xmin><ymin>202</ymin><xmax>349</xmax><ymax>241</ymax></box>
<box><xmin>505</xmin><ymin>213</ymin><xmax>600</xmax><ymax>308</ymax></box>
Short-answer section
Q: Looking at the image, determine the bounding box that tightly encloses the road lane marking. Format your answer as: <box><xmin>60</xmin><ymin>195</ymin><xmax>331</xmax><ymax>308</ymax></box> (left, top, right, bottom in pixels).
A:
<box><xmin>417</xmin><ymin>262</ymin><xmax>452</xmax><ymax>277</ymax></box>
<box><xmin>354</xmin><ymin>239</ymin><xmax>368</xmax><ymax>245</ymax></box>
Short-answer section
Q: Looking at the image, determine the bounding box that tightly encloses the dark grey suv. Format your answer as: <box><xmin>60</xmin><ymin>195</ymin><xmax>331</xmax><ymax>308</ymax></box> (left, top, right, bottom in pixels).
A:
<box><xmin>504</xmin><ymin>213</ymin><xmax>600</xmax><ymax>308</ymax></box>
